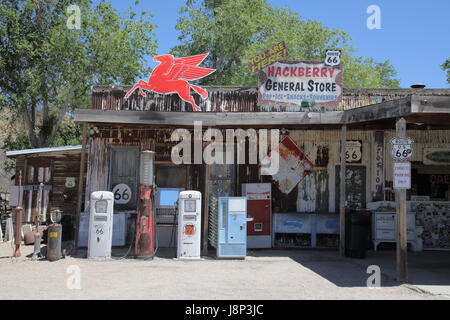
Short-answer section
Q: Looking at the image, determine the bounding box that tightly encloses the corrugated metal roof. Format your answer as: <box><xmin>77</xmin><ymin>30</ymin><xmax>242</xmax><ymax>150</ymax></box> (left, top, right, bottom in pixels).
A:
<box><xmin>6</xmin><ymin>145</ymin><xmax>83</xmax><ymax>157</ymax></box>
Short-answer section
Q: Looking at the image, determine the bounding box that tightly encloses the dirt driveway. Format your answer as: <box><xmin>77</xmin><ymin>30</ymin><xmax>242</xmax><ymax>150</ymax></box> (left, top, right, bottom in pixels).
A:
<box><xmin>0</xmin><ymin>243</ymin><xmax>447</xmax><ymax>300</ymax></box>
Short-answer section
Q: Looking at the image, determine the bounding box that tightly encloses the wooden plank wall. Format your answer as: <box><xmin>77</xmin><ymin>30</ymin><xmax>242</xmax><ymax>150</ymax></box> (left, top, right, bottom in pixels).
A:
<box><xmin>85</xmin><ymin>127</ymin><xmax>450</xmax><ymax>214</ymax></box>
<box><xmin>14</xmin><ymin>153</ymin><xmax>86</xmax><ymax>218</ymax></box>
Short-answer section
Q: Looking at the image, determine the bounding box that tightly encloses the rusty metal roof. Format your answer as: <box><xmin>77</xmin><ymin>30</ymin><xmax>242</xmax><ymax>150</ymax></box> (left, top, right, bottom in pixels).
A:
<box><xmin>6</xmin><ymin>145</ymin><xmax>83</xmax><ymax>157</ymax></box>
<box><xmin>91</xmin><ymin>85</ymin><xmax>450</xmax><ymax>112</ymax></box>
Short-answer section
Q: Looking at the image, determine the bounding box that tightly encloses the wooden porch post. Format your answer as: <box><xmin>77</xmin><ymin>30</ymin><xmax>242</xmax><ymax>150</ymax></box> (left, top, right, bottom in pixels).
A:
<box><xmin>340</xmin><ymin>124</ymin><xmax>347</xmax><ymax>256</ymax></box>
<box><xmin>202</xmin><ymin>164</ymin><xmax>211</xmax><ymax>256</ymax></box>
<box><xmin>395</xmin><ymin>118</ymin><xmax>408</xmax><ymax>282</ymax></box>
<box><xmin>74</xmin><ymin>122</ymin><xmax>88</xmax><ymax>254</ymax></box>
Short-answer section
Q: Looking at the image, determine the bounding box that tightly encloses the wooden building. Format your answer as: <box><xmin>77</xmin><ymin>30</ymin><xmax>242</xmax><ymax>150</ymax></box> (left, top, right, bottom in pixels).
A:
<box><xmin>6</xmin><ymin>145</ymin><xmax>87</xmax><ymax>240</ymax></box>
<box><xmin>74</xmin><ymin>86</ymin><xmax>450</xmax><ymax>254</ymax></box>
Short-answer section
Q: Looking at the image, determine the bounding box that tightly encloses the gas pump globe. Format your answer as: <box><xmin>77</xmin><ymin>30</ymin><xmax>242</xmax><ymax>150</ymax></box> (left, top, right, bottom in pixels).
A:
<box><xmin>140</xmin><ymin>150</ymin><xmax>155</xmax><ymax>186</ymax></box>
<box><xmin>135</xmin><ymin>150</ymin><xmax>156</xmax><ymax>258</ymax></box>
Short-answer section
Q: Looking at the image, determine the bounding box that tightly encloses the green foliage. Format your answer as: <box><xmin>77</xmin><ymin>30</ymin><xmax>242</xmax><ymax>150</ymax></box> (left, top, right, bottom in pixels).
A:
<box><xmin>0</xmin><ymin>0</ymin><xmax>158</xmax><ymax>148</ymax></box>
<box><xmin>171</xmin><ymin>0</ymin><xmax>399</xmax><ymax>88</ymax></box>
<box><xmin>442</xmin><ymin>58</ymin><xmax>450</xmax><ymax>85</ymax></box>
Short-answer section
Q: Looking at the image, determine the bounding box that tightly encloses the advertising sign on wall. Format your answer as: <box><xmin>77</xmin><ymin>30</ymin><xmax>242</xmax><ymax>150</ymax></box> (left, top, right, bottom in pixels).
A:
<box><xmin>345</xmin><ymin>140</ymin><xmax>362</xmax><ymax>163</ymax></box>
<box><xmin>423</xmin><ymin>148</ymin><xmax>450</xmax><ymax>165</ymax></box>
<box><xmin>258</xmin><ymin>60</ymin><xmax>343</xmax><ymax>108</ymax></box>
<box><xmin>372</xmin><ymin>131</ymin><xmax>384</xmax><ymax>201</ymax></box>
<box><xmin>261</xmin><ymin>136</ymin><xmax>314</xmax><ymax>194</ymax></box>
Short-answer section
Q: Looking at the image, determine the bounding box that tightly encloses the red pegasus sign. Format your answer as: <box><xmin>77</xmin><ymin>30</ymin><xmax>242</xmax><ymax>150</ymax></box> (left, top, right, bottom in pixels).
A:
<box><xmin>125</xmin><ymin>53</ymin><xmax>215</xmax><ymax>111</ymax></box>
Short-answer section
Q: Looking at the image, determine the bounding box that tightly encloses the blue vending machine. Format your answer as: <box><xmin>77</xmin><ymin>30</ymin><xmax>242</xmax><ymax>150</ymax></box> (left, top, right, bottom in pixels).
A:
<box><xmin>217</xmin><ymin>197</ymin><xmax>247</xmax><ymax>259</ymax></box>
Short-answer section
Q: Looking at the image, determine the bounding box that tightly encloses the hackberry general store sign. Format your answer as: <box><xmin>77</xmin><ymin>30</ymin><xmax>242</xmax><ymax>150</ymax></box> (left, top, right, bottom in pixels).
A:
<box><xmin>258</xmin><ymin>60</ymin><xmax>343</xmax><ymax>108</ymax></box>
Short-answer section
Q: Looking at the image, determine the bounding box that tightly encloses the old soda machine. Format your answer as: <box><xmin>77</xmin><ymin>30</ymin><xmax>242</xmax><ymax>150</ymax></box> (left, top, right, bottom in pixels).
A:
<box><xmin>242</xmin><ymin>183</ymin><xmax>272</xmax><ymax>248</ymax></box>
<box><xmin>217</xmin><ymin>196</ymin><xmax>247</xmax><ymax>258</ymax></box>
<box><xmin>177</xmin><ymin>191</ymin><xmax>202</xmax><ymax>259</ymax></box>
<box><xmin>88</xmin><ymin>191</ymin><xmax>114</xmax><ymax>259</ymax></box>
<box><xmin>135</xmin><ymin>150</ymin><xmax>156</xmax><ymax>258</ymax></box>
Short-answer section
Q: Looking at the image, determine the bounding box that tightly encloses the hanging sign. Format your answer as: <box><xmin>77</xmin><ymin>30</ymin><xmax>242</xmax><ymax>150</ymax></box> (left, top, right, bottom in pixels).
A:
<box><xmin>345</xmin><ymin>140</ymin><xmax>362</xmax><ymax>163</ymax></box>
<box><xmin>261</xmin><ymin>136</ymin><xmax>314</xmax><ymax>194</ymax></box>
<box><xmin>125</xmin><ymin>53</ymin><xmax>215</xmax><ymax>112</ymax></box>
<box><xmin>247</xmin><ymin>41</ymin><xmax>289</xmax><ymax>74</ymax></box>
<box><xmin>112</xmin><ymin>183</ymin><xmax>132</xmax><ymax>204</ymax></box>
<box><xmin>390</xmin><ymin>137</ymin><xmax>414</xmax><ymax>161</ymax></box>
<box><xmin>258</xmin><ymin>60</ymin><xmax>343</xmax><ymax>108</ymax></box>
<box><xmin>393</xmin><ymin>162</ymin><xmax>411</xmax><ymax>189</ymax></box>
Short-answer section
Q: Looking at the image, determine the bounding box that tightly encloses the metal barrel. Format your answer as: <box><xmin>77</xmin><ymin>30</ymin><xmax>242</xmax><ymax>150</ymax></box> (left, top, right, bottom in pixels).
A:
<box><xmin>47</xmin><ymin>224</ymin><xmax>62</xmax><ymax>261</ymax></box>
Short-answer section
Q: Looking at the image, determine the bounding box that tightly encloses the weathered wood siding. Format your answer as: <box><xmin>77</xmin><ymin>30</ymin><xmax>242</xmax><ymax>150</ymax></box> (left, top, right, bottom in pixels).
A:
<box><xmin>14</xmin><ymin>153</ymin><xmax>86</xmax><ymax>217</ymax></box>
<box><xmin>92</xmin><ymin>85</ymin><xmax>450</xmax><ymax>112</ymax></box>
<box><xmin>84</xmin><ymin>138</ymin><xmax>109</xmax><ymax>209</ymax></box>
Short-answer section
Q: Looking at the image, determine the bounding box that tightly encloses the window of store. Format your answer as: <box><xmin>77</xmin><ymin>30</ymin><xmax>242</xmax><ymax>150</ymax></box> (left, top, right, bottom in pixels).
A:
<box><xmin>411</xmin><ymin>166</ymin><xmax>450</xmax><ymax>200</ymax></box>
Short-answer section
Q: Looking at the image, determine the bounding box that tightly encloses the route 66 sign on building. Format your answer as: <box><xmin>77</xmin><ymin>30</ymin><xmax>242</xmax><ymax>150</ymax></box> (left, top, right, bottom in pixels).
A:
<box><xmin>390</xmin><ymin>137</ymin><xmax>414</xmax><ymax>161</ymax></box>
<box><xmin>112</xmin><ymin>183</ymin><xmax>132</xmax><ymax>204</ymax></box>
<box><xmin>345</xmin><ymin>140</ymin><xmax>362</xmax><ymax>163</ymax></box>
<box><xmin>325</xmin><ymin>49</ymin><xmax>341</xmax><ymax>67</ymax></box>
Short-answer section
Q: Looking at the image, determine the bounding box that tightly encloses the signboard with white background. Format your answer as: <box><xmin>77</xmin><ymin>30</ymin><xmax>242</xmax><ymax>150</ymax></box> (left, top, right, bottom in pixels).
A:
<box><xmin>258</xmin><ymin>60</ymin><xmax>343</xmax><ymax>109</ymax></box>
<box><xmin>393</xmin><ymin>162</ymin><xmax>411</xmax><ymax>189</ymax></box>
<box><xmin>390</xmin><ymin>137</ymin><xmax>414</xmax><ymax>161</ymax></box>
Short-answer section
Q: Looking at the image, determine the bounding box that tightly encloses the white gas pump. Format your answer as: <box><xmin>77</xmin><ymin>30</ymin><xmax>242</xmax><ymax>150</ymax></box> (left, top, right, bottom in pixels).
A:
<box><xmin>177</xmin><ymin>191</ymin><xmax>201</xmax><ymax>259</ymax></box>
<box><xmin>88</xmin><ymin>191</ymin><xmax>114</xmax><ymax>259</ymax></box>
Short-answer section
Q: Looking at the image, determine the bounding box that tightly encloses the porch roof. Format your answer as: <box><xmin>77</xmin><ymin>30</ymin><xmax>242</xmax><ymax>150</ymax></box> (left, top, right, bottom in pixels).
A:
<box><xmin>74</xmin><ymin>94</ymin><xmax>450</xmax><ymax>129</ymax></box>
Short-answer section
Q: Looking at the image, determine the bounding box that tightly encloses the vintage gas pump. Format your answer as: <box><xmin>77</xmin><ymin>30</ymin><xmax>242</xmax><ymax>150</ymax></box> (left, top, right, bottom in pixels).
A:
<box><xmin>177</xmin><ymin>191</ymin><xmax>201</xmax><ymax>259</ymax></box>
<box><xmin>87</xmin><ymin>191</ymin><xmax>114</xmax><ymax>259</ymax></box>
<box><xmin>135</xmin><ymin>150</ymin><xmax>156</xmax><ymax>258</ymax></box>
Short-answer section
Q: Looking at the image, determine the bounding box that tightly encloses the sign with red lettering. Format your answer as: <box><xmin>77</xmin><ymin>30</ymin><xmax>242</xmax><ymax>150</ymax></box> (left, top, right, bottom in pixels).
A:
<box><xmin>247</xmin><ymin>41</ymin><xmax>289</xmax><ymax>74</ymax></box>
<box><xmin>258</xmin><ymin>60</ymin><xmax>343</xmax><ymax>109</ymax></box>
<box><xmin>393</xmin><ymin>162</ymin><xmax>411</xmax><ymax>189</ymax></box>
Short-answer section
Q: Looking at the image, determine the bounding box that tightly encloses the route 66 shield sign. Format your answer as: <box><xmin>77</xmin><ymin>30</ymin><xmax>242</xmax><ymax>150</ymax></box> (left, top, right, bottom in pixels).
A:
<box><xmin>391</xmin><ymin>137</ymin><xmax>414</xmax><ymax>161</ymax></box>
<box><xmin>325</xmin><ymin>49</ymin><xmax>341</xmax><ymax>67</ymax></box>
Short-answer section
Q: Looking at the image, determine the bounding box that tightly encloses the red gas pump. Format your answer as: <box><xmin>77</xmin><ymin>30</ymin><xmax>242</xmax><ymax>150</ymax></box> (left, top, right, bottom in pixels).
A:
<box><xmin>135</xmin><ymin>150</ymin><xmax>156</xmax><ymax>259</ymax></box>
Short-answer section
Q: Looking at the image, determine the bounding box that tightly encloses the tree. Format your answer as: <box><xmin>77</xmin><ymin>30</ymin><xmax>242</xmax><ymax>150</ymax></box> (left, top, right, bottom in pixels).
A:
<box><xmin>171</xmin><ymin>0</ymin><xmax>399</xmax><ymax>88</ymax></box>
<box><xmin>0</xmin><ymin>0</ymin><xmax>158</xmax><ymax>148</ymax></box>
<box><xmin>442</xmin><ymin>58</ymin><xmax>450</xmax><ymax>85</ymax></box>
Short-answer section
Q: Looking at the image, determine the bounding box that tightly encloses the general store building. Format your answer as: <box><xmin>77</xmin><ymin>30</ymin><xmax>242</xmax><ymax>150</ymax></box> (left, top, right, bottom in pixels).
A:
<box><xmin>72</xmin><ymin>86</ymin><xmax>450</xmax><ymax>253</ymax></box>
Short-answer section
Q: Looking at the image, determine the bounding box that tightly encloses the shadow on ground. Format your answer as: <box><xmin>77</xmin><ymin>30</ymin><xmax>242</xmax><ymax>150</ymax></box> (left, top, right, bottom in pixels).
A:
<box><xmin>247</xmin><ymin>247</ymin><xmax>450</xmax><ymax>289</ymax></box>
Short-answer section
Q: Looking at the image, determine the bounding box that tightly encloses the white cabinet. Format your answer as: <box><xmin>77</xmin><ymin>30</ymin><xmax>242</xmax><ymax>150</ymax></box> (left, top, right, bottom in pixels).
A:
<box><xmin>372</xmin><ymin>212</ymin><xmax>418</xmax><ymax>251</ymax></box>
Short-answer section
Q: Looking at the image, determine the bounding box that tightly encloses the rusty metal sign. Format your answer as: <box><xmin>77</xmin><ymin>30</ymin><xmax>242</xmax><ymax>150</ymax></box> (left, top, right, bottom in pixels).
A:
<box><xmin>247</xmin><ymin>41</ymin><xmax>289</xmax><ymax>74</ymax></box>
<box><xmin>261</xmin><ymin>136</ymin><xmax>314</xmax><ymax>194</ymax></box>
<box><xmin>258</xmin><ymin>60</ymin><xmax>343</xmax><ymax>109</ymax></box>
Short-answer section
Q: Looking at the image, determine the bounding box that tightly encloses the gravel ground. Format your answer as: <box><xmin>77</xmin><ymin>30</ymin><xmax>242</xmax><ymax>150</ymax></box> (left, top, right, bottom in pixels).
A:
<box><xmin>0</xmin><ymin>243</ymin><xmax>447</xmax><ymax>300</ymax></box>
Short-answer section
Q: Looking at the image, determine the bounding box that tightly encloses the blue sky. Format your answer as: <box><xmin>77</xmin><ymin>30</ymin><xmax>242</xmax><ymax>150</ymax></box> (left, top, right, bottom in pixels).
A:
<box><xmin>100</xmin><ymin>0</ymin><xmax>450</xmax><ymax>88</ymax></box>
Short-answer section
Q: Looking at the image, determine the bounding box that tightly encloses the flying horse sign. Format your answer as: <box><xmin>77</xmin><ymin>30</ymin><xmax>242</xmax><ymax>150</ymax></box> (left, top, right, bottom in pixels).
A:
<box><xmin>125</xmin><ymin>53</ymin><xmax>216</xmax><ymax>111</ymax></box>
